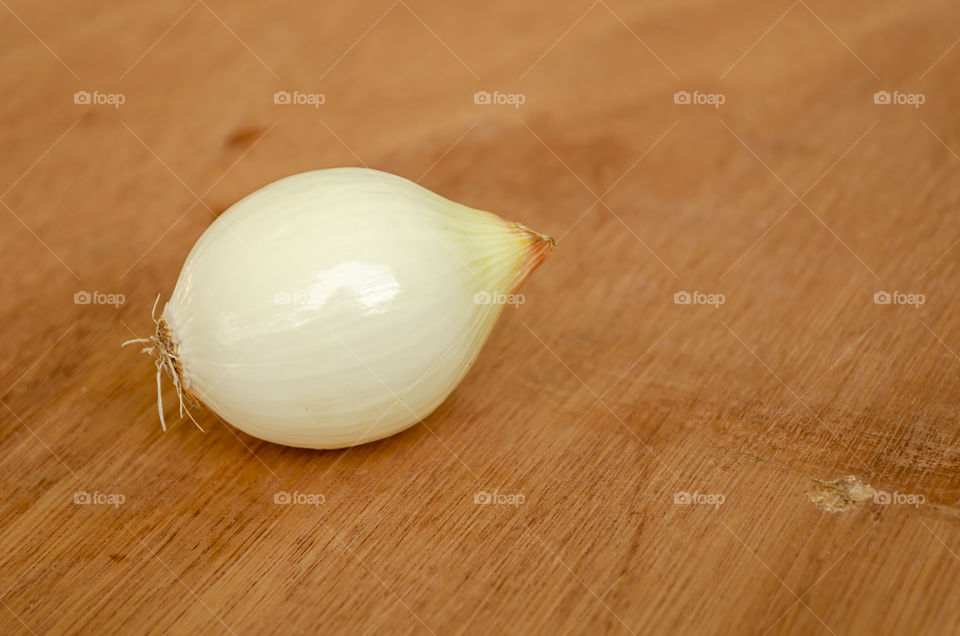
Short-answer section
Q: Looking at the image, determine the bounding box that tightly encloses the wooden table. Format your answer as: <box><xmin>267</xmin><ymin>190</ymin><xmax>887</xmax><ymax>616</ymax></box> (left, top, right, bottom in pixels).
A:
<box><xmin>2</xmin><ymin>1</ymin><xmax>959</xmax><ymax>633</ymax></box>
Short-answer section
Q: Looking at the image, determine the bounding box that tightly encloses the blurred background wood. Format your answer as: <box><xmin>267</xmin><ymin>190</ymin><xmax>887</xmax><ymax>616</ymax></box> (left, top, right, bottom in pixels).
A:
<box><xmin>2</xmin><ymin>0</ymin><xmax>960</xmax><ymax>633</ymax></box>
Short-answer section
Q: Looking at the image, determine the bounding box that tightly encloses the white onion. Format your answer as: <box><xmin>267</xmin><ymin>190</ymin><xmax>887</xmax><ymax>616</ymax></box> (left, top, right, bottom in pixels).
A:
<box><xmin>128</xmin><ymin>168</ymin><xmax>553</xmax><ymax>449</ymax></box>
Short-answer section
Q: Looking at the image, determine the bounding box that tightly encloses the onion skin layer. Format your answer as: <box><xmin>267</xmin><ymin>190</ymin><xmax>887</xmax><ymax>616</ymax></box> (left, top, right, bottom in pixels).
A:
<box><xmin>159</xmin><ymin>168</ymin><xmax>553</xmax><ymax>449</ymax></box>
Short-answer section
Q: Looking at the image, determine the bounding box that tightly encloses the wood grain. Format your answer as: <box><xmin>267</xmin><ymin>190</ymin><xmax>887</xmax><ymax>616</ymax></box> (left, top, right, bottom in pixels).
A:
<box><xmin>2</xmin><ymin>0</ymin><xmax>960</xmax><ymax>633</ymax></box>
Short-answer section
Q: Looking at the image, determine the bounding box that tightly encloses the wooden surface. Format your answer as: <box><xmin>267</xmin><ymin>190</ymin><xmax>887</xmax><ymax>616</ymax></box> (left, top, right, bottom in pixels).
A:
<box><xmin>2</xmin><ymin>0</ymin><xmax>960</xmax><ymax>633</ymax></box>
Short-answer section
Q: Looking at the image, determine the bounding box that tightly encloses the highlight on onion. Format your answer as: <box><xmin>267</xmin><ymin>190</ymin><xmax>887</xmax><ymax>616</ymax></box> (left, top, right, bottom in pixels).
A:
<box><xmin>125</xmin><ymin>168</ymin><xmax>554</xmax><ymax>449</ymax></box>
